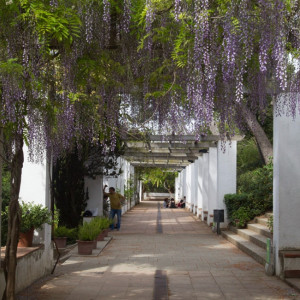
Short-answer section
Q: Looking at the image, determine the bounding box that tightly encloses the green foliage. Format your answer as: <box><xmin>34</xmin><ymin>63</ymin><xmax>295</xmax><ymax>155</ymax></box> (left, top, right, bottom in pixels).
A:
<box><xmin>224</xmin><ymin>193</ymin><xmax>251</xmax><ymax>220</ymax></box>
<box><xmin>267</xmin><ymin>215</ymin><xmax>273</xmax><ymax>233</ymax></box>
<box><xmin>225</xmin><ymin>162</ymin><xmax>273</xmax><ymax>228</ymax></box>
<box><xmin>2</xmin><ymin>167</ymin><xmax>10</xmax><ymax>209</ymax></box>
<box><xmin>238</xmin><ymin>163</ymin><xmax>273</xmax><ymax>212</ymax></box>
<box><xmin>90</xmin><ymin>217</ymin><xmax>111</xmax><ymax>231</ymax></box>
<box><xmin>237</xmin><ymin>138</ymin><xmax>263</xmax><ymax>176</ymax></box>
<box><xmin>124</xmin><ymin>178</ymin><xmax>135</xmax><ymax>201</ymax></box>
<box><xmin>54</xmin><ymin>226</ymin><xmax>78</xmax><ymax>244</ymax></box>
<box><xmin>54</xmin><ymin>226</ymin><xmax>71</xmax><ymax>237</ymax></box>
<box><xmin>78</xmin><ymin>221</ymin><xmax>100</xmax><ymax>241</ymax></box>
<box><xmin>224</xmin><ymin>194</ymin><xmax>262</xmax><ymax>228</ymax></box>
<box><xmin>53</xmin><ymin>150</ymin><xmax>87</xmax><ymax>228</ymax></box>
<box><xmin>19</xmin><ymin>0</ymin><xmax>81</xmax><ymax>49</ymax></box>
<box><xmin>231</xmin><ymin>207</ymin><xmax>253</xmax><ymax>228</ymax></box>
<box><xmin>20</xmin><ymin>201</ymin><xmax>52</xmax><ymax>233</ymax></box>
<box><xmin>1</xmin><ymin>208</ymin><xmax>8</xmax><ymax>246</ymax></box>
<box><xmin>138</xmin><ymin>167</ymin><xmax>177</xmax><ymax>193</ymax></box>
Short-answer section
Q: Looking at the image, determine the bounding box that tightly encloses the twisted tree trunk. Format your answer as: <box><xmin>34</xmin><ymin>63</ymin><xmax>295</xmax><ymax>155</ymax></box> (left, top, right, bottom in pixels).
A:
<box><xmin>2</xmin><ymin>134</ymin><xmax>24</xmax><ymax>300</ymax></box>
<box><xmin>0</xmin><ymin>128</ymin><xmax>3</xmax><ymax>258</ymax></box>
<box><xmin>240</xmin><ymin>104</ymin><xmax>273</xmax><ymax>165</ymax></box>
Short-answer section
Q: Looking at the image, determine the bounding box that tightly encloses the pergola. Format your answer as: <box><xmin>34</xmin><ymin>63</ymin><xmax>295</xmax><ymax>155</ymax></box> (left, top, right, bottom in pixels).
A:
<box><xmin>123</xmin><ymin>134</ymin><xmax>243</xmax><ymax>171</ymax></box>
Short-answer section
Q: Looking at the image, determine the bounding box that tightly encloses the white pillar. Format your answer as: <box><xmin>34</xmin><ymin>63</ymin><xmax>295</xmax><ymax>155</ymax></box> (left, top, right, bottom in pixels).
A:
<box><xmin>197</xmin><ymin>156</ymin><xmax>204</xmax><ymax>218</ymax></box>
<box><xmin>273</xmin><ymin>98</ymin><xmax>300</xmax><ymax>276</ymax></box>
<box><xmin>192</xmin><ymin>161</ymin><xmax>198</xmax><ymax>214</ymax></box>
<box><xmin>186</xmin><ymin>164</ymin><xmax>192</xmax><ymax>211</ymax></box>
<box><xmin>84</xmin><ymin>175</ymin><xmax>103</xmax><ymax>216</ymax></box>
<box><xmin>18</xmin><ymin>144</ymin><xmax>53</xmax><ymax>270</ymax></box>
<box><xmin>182</xmin><ymin>168</ymin><xmax>187</xmax><ymax>198</ymax></box>
<box><xmin>202</xmin><ymin>153</ymin><xmax>209</xmax><ymax>221</ymax></box>
<box><xmin>207</xmin><ymin>147</ymin><xmax>218</xmax><ymax>226</ymax></box>
<box><xmin>175</xmin><ymin>176</ymin><xmax>180</xmax><ymax>201</ymax></box>
<box><xmin>217</xmin><ymin>141</ymin><xmax>237</xmax><ymax>227</ymax></box>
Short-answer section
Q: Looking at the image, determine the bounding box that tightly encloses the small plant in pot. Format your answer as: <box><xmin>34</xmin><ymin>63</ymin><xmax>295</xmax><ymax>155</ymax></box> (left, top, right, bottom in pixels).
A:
<box><xmin>53</xmin><ymin>226</ymin><xmax>70</xmax><ymax>248</ymax></box>
<box><xmin>19</xmin><ymin>201</ymin><xmax>52</xmax><ymax>247</ymax></box>
<box><xmin>90</xmin><ymin>217</ymin><xmax>111</xmax><ymax>241</ymax></box>
<box><xmin>77</xmin><ymin>221</ymin><xmax>100</xmax><ymax>255</ymax></box>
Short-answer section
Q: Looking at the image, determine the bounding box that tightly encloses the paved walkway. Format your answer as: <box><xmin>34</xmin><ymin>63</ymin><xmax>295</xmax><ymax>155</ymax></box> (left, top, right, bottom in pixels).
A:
<box><xmin>18</xmin><ymin>202</ymin><xmax>299</xmax><ymax>300</ymax></box>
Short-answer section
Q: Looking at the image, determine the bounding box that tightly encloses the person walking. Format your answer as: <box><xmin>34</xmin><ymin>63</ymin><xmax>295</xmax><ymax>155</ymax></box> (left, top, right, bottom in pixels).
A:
<box><xmin>103</xmin><ymin>185</ymin><xmax>125</xmax><ymax>231</ymax></box>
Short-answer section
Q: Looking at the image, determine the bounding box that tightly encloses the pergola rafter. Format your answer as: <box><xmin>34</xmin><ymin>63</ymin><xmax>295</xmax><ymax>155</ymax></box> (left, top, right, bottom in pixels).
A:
<box><xmin>123</xmin><ymin>134</ymin><xmax>243</xmax><ymax>169</ymax></box>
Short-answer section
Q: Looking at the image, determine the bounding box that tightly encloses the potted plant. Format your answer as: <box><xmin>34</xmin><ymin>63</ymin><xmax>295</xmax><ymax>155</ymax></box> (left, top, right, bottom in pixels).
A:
<box><xmin>53</xmin><ymin>226</ymin><xmax>70</xmax><ymax>248</ymax></box>
<box><xmin>18</xmin><ymin>201</ymin><xmax>52</xmax><ymax>247</ymax></box>
<box><xmin>77</xmin><ymin>221</ymin><xmax>100</xmax><ymax>255</ymax></box>
<box><xmin>91</xmin><ymin>217</ymin><xmax>111</xmax><ymax>241</ymax></box>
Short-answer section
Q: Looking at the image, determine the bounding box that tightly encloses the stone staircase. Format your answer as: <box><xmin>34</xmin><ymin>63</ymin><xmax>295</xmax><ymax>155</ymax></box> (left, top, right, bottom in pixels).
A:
<box><xmin>222</xmin><ymin>213</ymin><xmax>272</xmax><ymax>266</ymax></box>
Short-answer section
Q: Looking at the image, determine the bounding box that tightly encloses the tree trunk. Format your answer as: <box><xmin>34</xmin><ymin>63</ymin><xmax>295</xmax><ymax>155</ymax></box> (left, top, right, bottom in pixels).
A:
<box><xmin>2</xmin><ymin>134</ymin><xmax>24</xmax><ymax>300</ymax></box>
<box><xmin>240</xmin><ymin>104</ymin><xmax>273</xmax><ymax>165</ymax></box>
<box><xmin>0</xmin><ymin>127</ymin><xmax>3</xmax><ymax>257</ymax></box>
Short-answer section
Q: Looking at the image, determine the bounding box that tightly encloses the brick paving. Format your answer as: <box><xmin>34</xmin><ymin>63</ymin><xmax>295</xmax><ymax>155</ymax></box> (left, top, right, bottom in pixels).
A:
<box><xmin>17</xmin><ymin>201</ymin><xmax>300</xmax><ymax>300</ymax></box>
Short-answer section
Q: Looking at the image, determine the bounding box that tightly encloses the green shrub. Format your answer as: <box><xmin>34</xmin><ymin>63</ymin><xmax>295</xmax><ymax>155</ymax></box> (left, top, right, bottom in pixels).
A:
<box><xmin>238</xmin><ymin>163</ymin><xmax>273</xmax><ymax>212</ymax></box>
<box><xmin>237</xmin><ymin>138</ymin><xmax>263</xmax><ymax>176</ymax></box>
<box><xmin>20</xmin><ymin>201</ymin><xmax>52</xmax><ymax>233</ymax></box>
<box><xmin>54</xmin><ymin>226</ymin><xmax>71</xmax><ymax>237</ymax></box>
<box><xmin>224</xmin><ymin>193</ymin><xmax>265</xmax><ymax>228</ymax></box>
<box><xmin>1</xmin><ymin>207</ymin><xmax>8</xmax><ymax>246</ymax></box>
<box><xmin>90</xmin><ymin>217</ymin><xmax>112</xmax><ymax>231</ymax></box>
<box><xmin>224</xmin><ymin>193</ymin><xmax>251</xmax><ymax>220</ymax></box>
<box><xmin>54</xmin><ymin>226</ymin><xmax>78</xmax><ymax>244</ymax></box>
<box><xmin>78</xmin><ymin>221</ymin><xmax>100</xmax><ymax>241</ymax></box>
<box><xmin>231</xmin><ymin>207</ymin><xmax>254</xmax><ymax>228</ymax></box>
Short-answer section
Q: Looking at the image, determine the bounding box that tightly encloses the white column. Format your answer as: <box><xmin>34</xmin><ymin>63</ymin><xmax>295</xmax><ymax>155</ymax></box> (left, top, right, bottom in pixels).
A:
<box><xmin>84</xmin><ymin>175</ymin><xmax>103</xmax><ymax>216</ymax></box>
<box><xmin>207</xmin><ymin>147</ymin><xmax>218</xmax><ymax>226</ymax></box>
<box><xmin>186</xmin><ymin>164</ymin><xmax>192</xmax><ymax>211</ymax></box>
<box><xmin>201</xmin><ymin>153</ymin><xmax>209</xmax><ymax>221</ymax></box>
<box><xmin>197</xmin><ymin>156</ymin><xmax>204</xmax><ymax>218</ymax></box>
<box><xmin>19</xmin><ymin>146</ymin><xmax>51</xmax><ymax>247</ymax></box>
<box><xmin>217</xmin><ymin>141</ymin><xmax>237</xmax><ymax>227</ymax></box>
<box><xmin>182</xmin><ymin>168</ymin><xmax>187</xmax><ymax>198</ymax></box>
<box><xmin>192</xmin><ymin>161</ymin><xmax>198</xmax><ymax>214</ymax></box>
<box><xmin>175</xmin><ymin>176</ymin><xmax>180</xmax><ymax>201</ymax></box>
<box><xmin>273</xmin><ymin>98</ymin><xmax>300</xmax><ymax>276</ymax></box>
<box><xmin>19</xmin><ymin>144</ymin><xmax>53</xmax><ymax>271</ymax></box>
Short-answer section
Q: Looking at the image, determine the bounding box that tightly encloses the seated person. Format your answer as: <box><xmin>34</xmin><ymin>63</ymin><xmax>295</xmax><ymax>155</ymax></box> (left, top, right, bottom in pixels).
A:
<box><xmin>177</xmin><ymin>199</ymin><xmax>184</xmax><ymax>208</ymax></box>
<box><xmin>170</xmin><ymin>198</ymin><xmax>176</xmax><ymax>208</ymax></box>
<box><xmin>163</xmin><ymin>198</ymin><xmax>168</xmax><ymax>208</ymax></box>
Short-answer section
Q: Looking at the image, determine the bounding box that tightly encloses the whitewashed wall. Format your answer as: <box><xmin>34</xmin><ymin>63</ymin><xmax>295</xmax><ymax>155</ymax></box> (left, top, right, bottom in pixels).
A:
<box><xmin>273</xmin><ymin>95</ymin><xmax>300</xmax><ymax>276</ymax></box>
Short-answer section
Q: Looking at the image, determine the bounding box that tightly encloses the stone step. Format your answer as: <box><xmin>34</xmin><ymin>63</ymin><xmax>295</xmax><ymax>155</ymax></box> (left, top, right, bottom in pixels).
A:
<box><xmin>265</xmin><ymin>212</ymin><xmax>273</xmax><ymax>218</ymax></box>
<box><xmin>247</xmin><ymin>223</ymin><xmax>272</xmax><ymax>238</ymax></box>
<box><xmin>222</xmin><ymin>230</ymin><xmax>267</xmax><ymax>266</ymax></box>
<box><xmin>230</xmin><ymin>226</ymin><xmax>269</xmax><ymax>250</ymax></box>
<box><xmin>255</xmin><ymin>217</ymin><xmax>268</xmax><ymax>227</ymax></box>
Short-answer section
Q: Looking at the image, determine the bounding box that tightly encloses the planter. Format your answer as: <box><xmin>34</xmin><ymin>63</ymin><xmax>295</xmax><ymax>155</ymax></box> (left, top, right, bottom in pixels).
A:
<box><xmin>97</xmin><ymin>231</ymin><xmax>105</xmax><ymax>241</ymax></box>
<box><xmin>93</xmin><ymin>240</ymin><xmax>97</xmax><ymax>249</ymax></box>
<box><xmin>77</xmin><ymin>240</ymin><xmax>94</xmax><ymax>255</ymax></box>
<box><xmin>103</xmin><ymin>228</ymin><xmax>109</xmax><ymax>237</ymax></box>
<box><xmin>53</xmin><ymin>237</ymin><xmax>67</xmax><ymax>248</ymax></box>
<box><xmin>18</xmin><ymin>228</ymin><xmax>34</xmax><ymax>247</ymax></box>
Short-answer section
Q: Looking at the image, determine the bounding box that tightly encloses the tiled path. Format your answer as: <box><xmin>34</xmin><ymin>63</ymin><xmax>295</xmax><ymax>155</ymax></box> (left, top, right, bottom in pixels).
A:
<box><xmin>18</xmin><ymin>202</ymin><xmax>300</xmax><ymax>300</ymax></box>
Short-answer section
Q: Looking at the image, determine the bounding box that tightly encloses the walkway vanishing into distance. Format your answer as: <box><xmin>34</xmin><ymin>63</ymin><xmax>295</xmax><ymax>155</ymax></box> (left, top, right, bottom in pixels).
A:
<box><xmin>18</xmin><ymin>201</ymin><xmax>299</xmax><ymax>300</ymax></box>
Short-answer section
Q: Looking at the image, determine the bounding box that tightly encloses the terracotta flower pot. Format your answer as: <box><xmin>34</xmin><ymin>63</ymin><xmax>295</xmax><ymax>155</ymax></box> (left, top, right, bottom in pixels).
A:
<box><xmin>103</xmin><ymin>228</ymin><xmax>109</xmax><ymax>237</ymax></box>
<box><xmin>18</xmin><ymin>228</ymin><xmax>34</xmax><ymax>247</ymax></box>
<box><xmin>97</xmin><ymin>231</ymin><xmax>105</xmax><ymax>241</ymax></box>
<box><xmin>77</xmin><ymin>240</ymin><xmax>94</xmax><ymax>255</ymax></box>
<box><xmin>53</xmin><ymin>237</ymin><xmax>67</xmax><ymax>248</ymax></box>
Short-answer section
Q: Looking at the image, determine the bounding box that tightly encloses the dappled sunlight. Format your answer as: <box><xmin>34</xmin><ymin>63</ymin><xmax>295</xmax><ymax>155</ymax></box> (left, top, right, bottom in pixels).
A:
<box><xmin>17</xmin><ymin>201</ymin><xmax>299</xmax><ymax>300</ymax></box>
